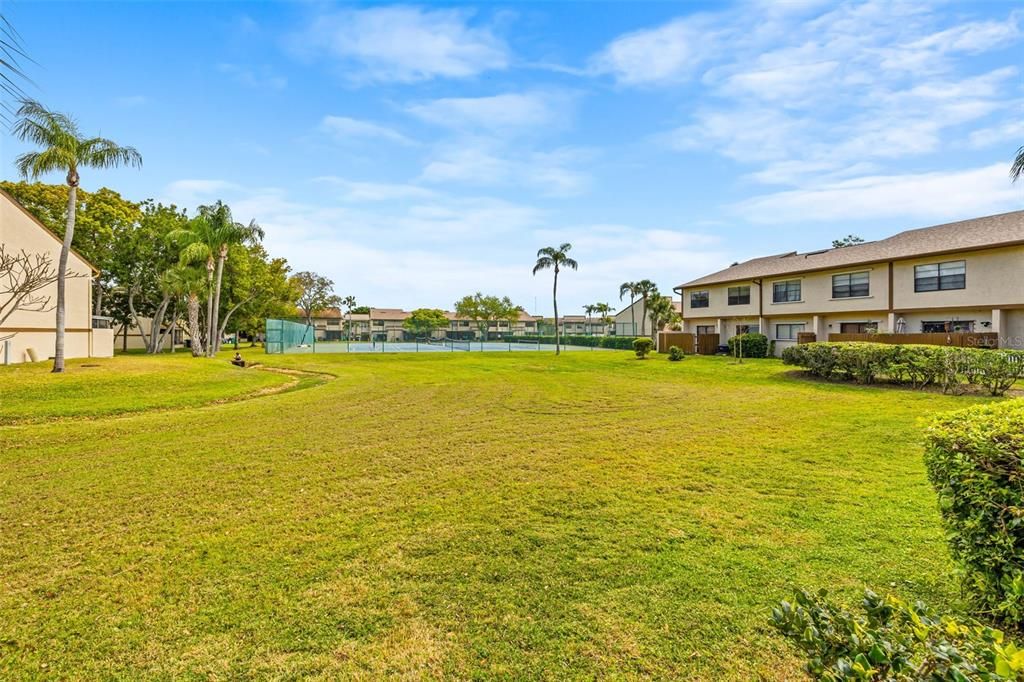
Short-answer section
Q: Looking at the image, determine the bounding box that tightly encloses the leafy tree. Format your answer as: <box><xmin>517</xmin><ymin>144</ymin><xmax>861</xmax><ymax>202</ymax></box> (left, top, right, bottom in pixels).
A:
<box><xmin>403</xmin><ymin>308</ymin><xmax>449</xmax><ymax>338</ymax></box>
<box><xmin>633</xmin><ymin>279</ymin><xmax>657</xmax><ymax>337</ymax></box>
<box><xmin>12</xmin><ymin>99</ymin><xmax>141</xmax><ymax>372</ymax></box>
<box><xmin>647</xmin><ymin>294</ymin><xmax>679</xmax><ymax>342</ymax></box>
<box><xmin>619</xmin><ymin>282</ymin><xmax>638</xmax><ymax>336</ymax></box>
<box><xmin>1013</xmin><ymin>146</ymin><xmax>1024</xmax><ymax>183</ymax></box>
<box><xmin>351</xmin><ymin>305</ymin><xmax>370</xmax><ymax>315</ymax></box>
<box><xmin>222</xmin><ymin>244</ymin><xmax>298</xmax><ymax>347</ymax></box>
<box><xmin>291</xmin><ymin>271</ymin><xmax>341</xmax><ymax>327</ymax></box>
<box><xmin>832</xmin><ymin>235</ymin><xmax>864</xmax><ymax>248</ymax></box>
<box><xmin>532</xmin><ymin>243</ymin><xmax>577</xmax><ymax>355</ymax></box>
<box><xmin>0</xmin><ymin>181</ymin><xmax>143</xmax><ymax>313</ymax></box>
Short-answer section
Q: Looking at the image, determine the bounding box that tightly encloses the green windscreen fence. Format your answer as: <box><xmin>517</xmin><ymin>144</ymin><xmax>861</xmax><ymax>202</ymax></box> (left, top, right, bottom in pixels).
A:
<box><xmin>265</xmin><ymin>318</ymin><xmax>315</xmax><ymax>354</ymax></box>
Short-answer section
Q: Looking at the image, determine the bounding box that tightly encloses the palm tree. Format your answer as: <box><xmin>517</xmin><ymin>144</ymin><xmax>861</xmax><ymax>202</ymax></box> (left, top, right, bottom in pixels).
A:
<box><xmin>647</xmin><ymin>294</ymin><xmax>678</xmax><ymax>343</ymax></box>
<box><xmin>12</xmin><ymin>100</ymin><xmax>141</xmax><ymax>372</ymax></box>
<box><xmin>634</xmin><ymin>279</ymin><xmax>658</xmax><ymax>337</ymax></box>
<box><xmin>162</xmin><ymin>266</ymin><xmax>205</xmax><ymax>357</ymax></box>
<box><xmin>619</xmin><ymin>281</ymin><xmax>638</xmax><ymax>336</ymax></box>
<box><xmin>172</xmin><ymin>203</ymin><xmax>263</xmax><ymax>356</ymax></box>
<box><xmin>583</xmin><ymin>304</ymin><xmax>595</xmax><ymax>337</ymax></box>
<box><xmin>1012</xmin><ymin>145</ymin><xmax>1024</xmax><ymax>183</ymax></box>
<box><xmin>594</xmin><ymin>302</ymin><xmax>614</xmax><ymax>335</ymax></box>
<box><xmin>532</xmin><ymin>243</ymin><xmax>577</xmax><ymax>355</ymax></box>
<box><xmin>341</xmin><ymin>295</ymin><xmax>357</xmax><ymax>340</ymax></box>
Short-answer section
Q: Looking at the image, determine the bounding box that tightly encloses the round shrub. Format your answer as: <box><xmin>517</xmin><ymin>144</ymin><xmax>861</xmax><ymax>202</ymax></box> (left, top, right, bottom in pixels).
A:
<box><xmin>924</xmin><ymin>400</ymin><xmax>1024</xmax><ymax>625</ymax></box>
<box><xmin>727</xmin><ymin>332</ymin><xmax>769</xmax><ymax>358</ymax></box>
<box><xmin>633</xmin><ymin>337</ymin><xmax>654</xmax><ymax>359</ymax></box>
<box><xmin>667</xmin><ymin>345</ymin><xmax>685</xmax><ymax>362</ymax></box>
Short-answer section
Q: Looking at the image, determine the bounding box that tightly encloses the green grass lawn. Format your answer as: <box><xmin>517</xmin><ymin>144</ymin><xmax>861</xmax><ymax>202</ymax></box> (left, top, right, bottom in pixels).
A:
<box><xmin>0</xmin><ymin>350</ymin><xmax>999</xmax><ymax>679</ymax></box>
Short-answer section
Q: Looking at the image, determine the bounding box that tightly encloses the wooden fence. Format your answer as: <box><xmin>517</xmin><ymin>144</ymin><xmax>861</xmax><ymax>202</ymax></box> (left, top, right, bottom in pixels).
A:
<box><xmin>826</xmin><ymin>332</ymin><xmax>999</xmax><ymax>348</ymax></box>
<box><xmin>657</xmin><ymin>332</ymin><xmax>721</xmax><ymax>355</ymax></box>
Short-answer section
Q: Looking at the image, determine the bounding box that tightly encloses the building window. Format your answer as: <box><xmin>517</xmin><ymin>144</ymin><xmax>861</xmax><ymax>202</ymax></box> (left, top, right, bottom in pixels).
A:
<box><xmin>728</xmin><ymin>286</ymin><xmax>750</xmax><ymax>305</ymax></box>
<box><xmin>690</xmin><ymin>291</ymin><xmax>710</xmax><ymax>308</ymax></box>
<box><xmin>915</xmin><ymin>260</ymin><xmax>966</xmax><ymax>292</ymax></box>
<box><xmin>775</xmin><ymin>323</ymin><xmax>805</xmax><ymax>340</ymax></box>
<box><xmin>840</xmin><ymin>322</ymin><xmax>877</xmax><ymax>334</ymax></box>
<box><xmin>922</xmin><ymin>320</ymin><xmax>975</xmax><ymax>333</ymax></box>
<box><xmin>832</xmin><ymin>272</ymin><xmax>870</xmax><ymax>298</ymax></box>
<box><xmin>696</xmin><ymin>325</ymin><xmax>715</xmax><ymax>335</ymax></box>
<box><xmin>773</xmin><ymin>280</ymin><xmax>801</xmax><ymax>303</ymax></box>
<box><xmin>735</xmin><ymin>324</ymin><xmax>760</xmax><ymax>335</ymax></box>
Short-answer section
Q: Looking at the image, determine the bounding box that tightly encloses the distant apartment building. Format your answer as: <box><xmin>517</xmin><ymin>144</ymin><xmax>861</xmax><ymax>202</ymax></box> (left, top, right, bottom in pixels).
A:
<box><xmin>675</xmin><ymin>211</ymin><xmax>1024</xmax><ymax>355</ymax></box>
<box><xmin>303</xmin><ymin>307</ymin><xmax>544</xmax><ymax>341</ymax></box>
<box><xmin>613</xmin><ymin>298</ymin><xmax>681</xmax><ymax>336</ymax></box>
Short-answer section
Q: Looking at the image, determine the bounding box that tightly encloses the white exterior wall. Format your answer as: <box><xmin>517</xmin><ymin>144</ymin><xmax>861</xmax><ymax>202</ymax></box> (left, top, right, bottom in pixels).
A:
<box><xmin>0</xmin><ymin>192</ymin><xmax>112</xmax><ymax>364</ymax></box>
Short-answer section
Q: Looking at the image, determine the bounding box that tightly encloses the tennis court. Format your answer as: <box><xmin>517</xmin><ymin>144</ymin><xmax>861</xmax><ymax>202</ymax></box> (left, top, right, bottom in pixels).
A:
<box><xmin>265</xmin><ymin>319</ymin><xmax>610</xmax><ymax>354</ymax></box>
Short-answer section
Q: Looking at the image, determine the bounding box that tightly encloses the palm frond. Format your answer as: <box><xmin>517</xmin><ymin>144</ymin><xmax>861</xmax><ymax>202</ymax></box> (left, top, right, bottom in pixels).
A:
<box><xmin>533</xmin><ymin>256</ymin><xmax>554</xmax><ymax>274</ymax></box>
<box><xmin>1012</xmin><ymin>145</ymin><xmax>1024</xmax><ymax>183</ymax></box>
<box><xmin>558</xmin><ymin>242</ymin><xmax>572</xmax><ymax>253</ymax></box>
<box><xmin>561</xmin><ymin>257</ymin><xmax>578</xmax><ymax>271</ymax></box>
<box><xmin>79</xmin><ymin>137</ymin><xmax>143</xmax><ymax>169</ymax></box>
<box><xmin>14</xmin><ymin>148</ymin><xmax>75</xmax><ymax>179</ymax></box>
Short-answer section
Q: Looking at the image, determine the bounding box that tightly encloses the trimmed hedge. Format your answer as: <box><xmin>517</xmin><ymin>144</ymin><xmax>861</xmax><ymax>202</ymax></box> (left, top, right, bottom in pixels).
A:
<box><xmin>772</xmin><ymin>588</ymin><xmax>1024</xmax><ymax>679</ymax></box>
<box><xmin>510</xmin><ymin>335</ymin><xmax>640</xmax><ymax>350</ymax></box>
<box><xmin>667</xmin><ymin>345</ymin><xmax>685</xmax><ymax>362</ymax></box>
<box><xmin>782</xmin><ymin>342</ymin><xmax>1024</xmax><ymax>396</ymax></box>
<box><xmin>727</xmin><ymin>332</ymin><xmax>770</xmax><ymax>358</ymax></box>
<box><xmin>633</xmin><ymin>338</ymin><xmax>654</xmax><ymax>359</ymax></box>
<box><xmin>924</xmin><ymin>400</ymin><xmax>1024</xmax><ymax>625</ymax></box>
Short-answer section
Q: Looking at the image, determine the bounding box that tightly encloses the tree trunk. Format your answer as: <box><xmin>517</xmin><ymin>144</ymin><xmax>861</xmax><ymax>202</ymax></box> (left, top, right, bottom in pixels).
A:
<box><xmin>147</xmin><ymin>296</ymin><xmax>170</xmax><ymax>354</ymax></box>
<box><xmin>127</xmin><ymin>287</ymin><xmax>151</xmax><ymax>352</ymax></box>
<box><xmin>94</xmin><ymin>280</ymin><xmax>103</xmax><ymax>319</ymax></box>
<box><xmin>553</xmin><ymin>266</ymin><xmax>560</xmax><ymax>356</ymax></box>
<box><xmin>629</xmin><ymin>295</ymin><xmax>636</xmax><ymax>336</ymax></box>
<box><xmin>640</xmin><ymin>296</ymin><xmax>647</xmax><ymax>336</ymax></box>
<box><xmin>217</xmin><ymin>295</ymin><xmax>254</xmax><ymax>346</ymax></box>
<box><xmin>204</xmin><ymin>257</ymin><xmax>214</xmax><ymax>356</ymax></box>
<box><xmin>121</xmin><ymin>322</ymin><xmax>128</xmax><ymax>351</ymax></box>
<box><xmin>188</xmin><ymin>293</ymin><xmax>204</xmax><ymax>357</ymax></box>
<box><xmin>155</xmin><ymin>300</ymin><xmax>177</xmax><ymax>353</ymax></box>
<box><xmin>53</xmin><ymin>176</ymin><xmax>78</xmax><ymax>372</ymax></box>
<box><xmin>210</xmin><ymin>244</ymin><xmax>227</xmax><ymax>355</ymax></box>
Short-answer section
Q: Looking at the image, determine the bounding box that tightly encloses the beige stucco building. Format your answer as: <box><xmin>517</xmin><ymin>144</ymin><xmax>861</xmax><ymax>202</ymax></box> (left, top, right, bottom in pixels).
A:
<box><xmin>1</xmin><ymin>189</ymin><xmax>113</xmax><ymax>364</ymax></box>
<box><xmin>676</xmin><ymin>211</ymin><xmax>1024</xmax><ymax>355</ymax></box>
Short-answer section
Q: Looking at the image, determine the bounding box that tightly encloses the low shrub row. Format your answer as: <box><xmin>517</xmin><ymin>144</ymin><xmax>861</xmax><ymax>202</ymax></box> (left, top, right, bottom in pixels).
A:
<box><xmin>727</xmin><ymin>332</ymin><xmax>771</xmax><ymax>358</ymax></box>
<box><xmin>782</xmin><ymin>342</ymin><xmax>1024</xmax><ymax>396</ymax></box>
<box><xmin>925</xmin><ymin>400</ymin><xmax>1024</xmax><ymax>625</ymax></box>
<box><xmin>772</xmin><ymin>589</ymin><xmax>1024</xmax><ymax>680</ymax></box>
<box><xmin>511</xmin><ymin>335</ymin><xmax>641</xmax><ymax>350</ymax></box>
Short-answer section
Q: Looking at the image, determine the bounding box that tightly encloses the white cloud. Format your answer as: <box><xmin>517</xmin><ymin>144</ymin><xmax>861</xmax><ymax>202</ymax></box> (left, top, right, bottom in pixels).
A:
<box><xmin>406</xmin><ymin>92</ymin><xmax>570</xmax><ymax>131</ymax></box>
<box><xmin>588</xmin><ymin>15</ymin><xmax>723</xmax><ymax>85</ymax></box>
<box><xmin>312</xmin><ymin>177</ymin><xmax>437</xmax><ymax>202</ymax></box>
<box><xmin>419</xmin><ymin>141</ymin><xmax>590</xmax><ymax>197</ymax></box>
<box><xmin>162</xmin><ymin>179</ymin><xmax>244</xmax><ymax>205</ymax></box>
<box><xmin>735</xmin><ymin>164</ymin><xmax>1024</xmax><ymax>223</ymax></box>
<box><xmin>217</xmin><ymin>63</ymin><xmax>287</xmax><ymax>90</ymax></box>
<box><xmin>319</xmin><ymin>115</ymin><xmax>414</xmax><ymax>146</ymax></box>
<box><xmin>294</xmin><ymin>6</ymin><xmax>508</xmax><ymax>83</ymax></box>
<box><xmin>968</xmin><ymin>120</ymin><xmax>1024</xmax><ymax>149</ymax></box>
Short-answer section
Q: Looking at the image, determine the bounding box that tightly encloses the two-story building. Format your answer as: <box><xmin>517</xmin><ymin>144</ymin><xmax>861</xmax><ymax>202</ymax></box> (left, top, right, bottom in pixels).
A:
<box><xmin>675</xmin><ymin>211</ymin><xmax>1024</xmax><ymax>355</ymax></box>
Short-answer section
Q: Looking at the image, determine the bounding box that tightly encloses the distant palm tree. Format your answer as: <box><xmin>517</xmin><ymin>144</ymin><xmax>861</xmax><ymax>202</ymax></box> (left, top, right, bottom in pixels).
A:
<box><xmin>533</xmin><ymin>243</ymin><xmax>578</xmax><ymax>355</ymax></box>
<box><xmin>341</xmin><ymin>295</ymin><xmax>357</xmax><ymax>340</ymax></box>
<box><xmin>1012</xmin><ymin>145</ymin><xmax>1024</xmax><ymax>183</ymax></box>
<box><xmin>634</xmin><ymin>279</ymin><xmax>658</xmax><ymax>337</ymax></box>
<box><xmin>162</xmin><ymin>266</ymin><xmax>206</xmax><ymax>357</ymax></box>
<box><xmin>619</xmin><ymin>281</ymin><xmax>638</xmax><ymax>336</ymax></box>
<box><xmin>594</xmin><ymin>302</ymin><xmax>614</xmax><ymax>335</ymax></box>
<box><xmin>172</xmin><ymin>202</ymin><xmax>263</xmax><ymax>356</ymax></box>
<box><xmin>12</xmin><ymin>99</ymin><xmax>142</xmax><ymax>372</ymax></box>
<box><xmin>583</xmin><ymin>304</ymin><xmax>595</xmax><ymax>336</ymax></box>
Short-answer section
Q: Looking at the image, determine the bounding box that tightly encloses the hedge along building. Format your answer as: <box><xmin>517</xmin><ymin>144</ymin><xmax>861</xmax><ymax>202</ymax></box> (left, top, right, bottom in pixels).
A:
<box><xmin>674</xmin><ymin>211</ymin><xmax>1024</xmax><ymax>356</ymax></box>
<box><xmin>0</xmin><ymin>188</ymin><xmax>114</xmax><ymax>364</ymax></box>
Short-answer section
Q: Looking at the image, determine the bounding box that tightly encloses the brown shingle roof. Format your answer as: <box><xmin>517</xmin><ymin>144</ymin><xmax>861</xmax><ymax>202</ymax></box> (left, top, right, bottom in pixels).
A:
<box><xmin>680</xmin><ymin>210</ymin><xmax>1024</xmax><ymax>288</ymax></box>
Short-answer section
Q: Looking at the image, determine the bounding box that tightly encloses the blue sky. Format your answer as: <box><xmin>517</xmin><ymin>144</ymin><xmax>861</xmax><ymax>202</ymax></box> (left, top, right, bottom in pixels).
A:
<box><xmin>2</xmin><ymin>1</ymin><xmax>1022</xmax><ymax>315</ymax></box>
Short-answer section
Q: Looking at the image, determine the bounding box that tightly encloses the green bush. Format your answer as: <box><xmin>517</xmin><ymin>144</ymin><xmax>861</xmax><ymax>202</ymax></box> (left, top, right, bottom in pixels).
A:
<box><xmin>772</xmin><ymin>588</ymin><xmax>1024</xmax><ymax>680</ymax></box>
<box><xmin>633</xmin><ymin>338</ymin><xmax>654</xmax><ymax>359</ymax></box>
<box><xmin>924</xmin><ymin>400</ymin><xmax>1024</xmax><ymax>625</ymax></box>
<box><xmin>667</xmin><ymin>345</ymin><xmax>685</xmax><ymax>362</ymax></box>
<box><xmin>510</xmin><ymin>335</ymin><xmax>640</xmax><ymax>350</ymax></box>
<box><xmin>782</xmin><ymin>342</ymin><xmax>1024</xmax><ymax>396</ymax></box>
<box><xmin>727</xmin><ymin>332</ymin><xmax>769</xmax><ymax>358</ymax></box>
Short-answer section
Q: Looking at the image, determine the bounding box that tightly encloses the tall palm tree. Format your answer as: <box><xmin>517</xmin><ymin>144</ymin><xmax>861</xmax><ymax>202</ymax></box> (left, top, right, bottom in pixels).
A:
<box><xmin>12</xmin><ymin>100</ymin><xmax>141</xmax><ymax>372</ymax></box>
<box><xmin>162</xmin><ymin>266</ymin><xmax>205</xmax><ymax>357</ymax></box>
<box><xmin>341</xmin><ymin>295</ymin><xmax>357</xmax><ymax>340</ymax></box>
<box><xmin>619</xmin><ymin>281</ymin><xmax>639</xmax><ymax>336</ymax></box>
<box><xmin>172</xmin><ymin>203</ymin><xmax>263</xmax><ymax>356</ymax></box>
<box><xmin>1012</xmin><ymin>145</ymin><xmax>1024</xmax><ymax>183</ymax></box>
<box><xmin>634</xmin><ymin>279</ymin><xmax>658</xmax><ymax>337</ymax></box>
<box><xmin>594</xmin><ymin>302</ymin><xmax>614</xmax><ymax>335</ymax></box>
<box><xmin>532</xmin><ymin>243</ymin><xmax>577</xmax><ymax>355</ymax></box>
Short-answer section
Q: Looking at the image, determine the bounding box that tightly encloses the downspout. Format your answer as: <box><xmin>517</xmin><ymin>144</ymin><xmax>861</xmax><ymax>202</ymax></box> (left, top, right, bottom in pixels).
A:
<box><xmin>752</xmin><ymin>278</ymin><xmax>764</xmax><ymax>339</ymax></box>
